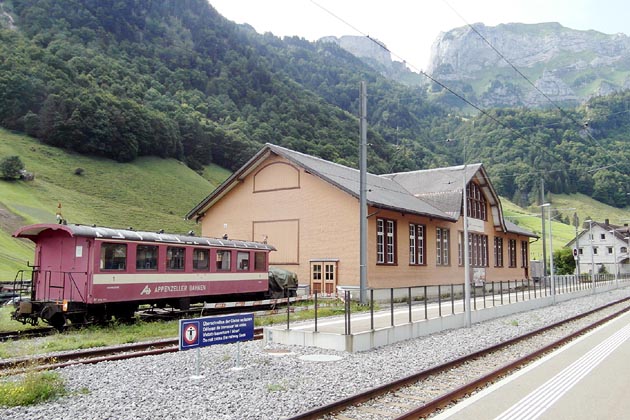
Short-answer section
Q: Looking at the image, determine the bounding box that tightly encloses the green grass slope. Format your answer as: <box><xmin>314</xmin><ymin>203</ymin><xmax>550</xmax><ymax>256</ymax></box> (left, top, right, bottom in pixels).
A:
<box><xmin>0</xmin><ymin>129</ymin><xmax>228</xmax><ymax>280</ymax></box>
<box><xmin>501</xmin><ymin>193</ymin><xmax>630</xmax><ymax>261</ymax></box>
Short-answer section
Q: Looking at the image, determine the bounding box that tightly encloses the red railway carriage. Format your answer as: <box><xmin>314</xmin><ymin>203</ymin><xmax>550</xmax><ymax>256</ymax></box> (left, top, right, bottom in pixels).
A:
<box><xmin>11</xmin><ymin>223</ymin><xmax>276</xmax><ymax>328</ymax></box>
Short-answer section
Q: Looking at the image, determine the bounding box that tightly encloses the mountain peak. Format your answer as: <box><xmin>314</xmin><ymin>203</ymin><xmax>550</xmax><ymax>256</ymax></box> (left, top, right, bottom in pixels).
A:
<box><xmin>428</xmin><ymin>22</ymin><xmax>630</xmax><ymax>107</ymax></box>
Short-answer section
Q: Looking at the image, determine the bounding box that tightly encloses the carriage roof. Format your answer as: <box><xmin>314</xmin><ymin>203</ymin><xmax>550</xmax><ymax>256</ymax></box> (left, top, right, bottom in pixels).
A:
<box><xmin>13</xmin><ymin>224</ymin><xmax>276</xmax><ymax>251</ymax></box>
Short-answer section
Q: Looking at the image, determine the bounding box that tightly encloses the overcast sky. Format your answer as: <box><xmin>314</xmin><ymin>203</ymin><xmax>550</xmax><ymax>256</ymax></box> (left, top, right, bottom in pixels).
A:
<box><xmin>209</xmin><ymin>0</ymin><xmax>630</xmax><ymax>71</ymax></box>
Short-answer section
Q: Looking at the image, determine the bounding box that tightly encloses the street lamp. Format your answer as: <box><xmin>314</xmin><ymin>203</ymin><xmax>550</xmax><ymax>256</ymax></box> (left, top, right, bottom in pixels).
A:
<box><xmin>609</xmin><ymin>229</ymin><xmax>619</xmax><ymax>288</ymax></box>
<box><xmin>573</xmin><ymin>213</ymin><xmax>580</xmax><ymax>276</ymax></box>
<box><xmin>447</xmin><ymin>138</ymin><xmax>471</xmax><ymax>328</ymax></box>
<box><xmin>541</xmin><ymin>203</ymin><xmax>555</xmax><ymax>304</ymax></box>
<box><xmin>585</xmin><ymin>218</ymin><xmax>596</xmax><ymax>293</ymax></box>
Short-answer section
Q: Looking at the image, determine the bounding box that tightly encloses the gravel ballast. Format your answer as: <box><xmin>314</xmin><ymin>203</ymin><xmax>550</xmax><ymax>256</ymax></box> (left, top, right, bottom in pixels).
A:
<box><xmin>2</xmin><ymin>288</ymin><xmax>630</xmax><ymax>420</ymax></box>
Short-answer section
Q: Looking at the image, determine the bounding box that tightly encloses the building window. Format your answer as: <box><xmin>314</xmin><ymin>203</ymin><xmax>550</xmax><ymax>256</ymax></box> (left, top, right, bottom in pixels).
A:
<box><xmin>137</xmin><ymin>245</ymin><xmax>158</xmax><ymax>270</ymax></box>
<box><xmin>607</xmin><ymin>247</ymin><xmax>613</xmax><ymax>255</ymax></box>
<box><xmin>579</xmin><ymin>248</ymin><xmax>584</xmax><ymax>255</ymax></box>
<box><xmin>409</xmin><ymin>224</ymin><xmax>425</xmax><ymax>265</ymax></box>
<box><xmin>466</xmin><ymin>183</ymin><xmax>487</xmax><ymax>221</ymax></box>
<box><xmin>622</xmin><ymin>247</ymin><xmax>628</xmax><ymax>254</ymax></box>
<box><xmin>508</xmin><ymin>239</ymin><xmax>517</xmax><ymax>267</ymax></box>
<box><xmin>466</xmin><ymin>233</ymin><xmax>488</xmax><ymax>267</ymax></box>
<box><xmin>193</xmin><ymin>248</ymin><xmax>209</xmax><ymax>270</ymax></box>
<box><xmin>167</xmin><ymin>246</ymin><xmax>185</xmax><ymax>270</ymax></box>
<box><xmin>521</xmin><ymin>241</ymin><xmax>529</xmax><ymax>268</ymax></box>
<box><xmin>436</xmin><ymin>227</ymin><xmax>450</xmax><ymax>266</ymax></box>
<box><xmin>494</xmin><ymin>237</ymin><xmax>504</xmax><ymax>267</ymax></box>
<box><xmin>593</xmin><ymin>247</ymin><xmax>598</xmax><ymax>255</ymax></box>
<box><xmin>377</xmin><ymin>218</ymin><xmax>396</xmax><ymax>264</ymax></box>
<box><xmin>100</xmin><ymin>243</ymin><xmax>127</xmax><ymax>270</ymax></box>
<box><xmin>600</xmin><ymin>233</ymin><xmax>606</xmax><ymax>240</ymax></box>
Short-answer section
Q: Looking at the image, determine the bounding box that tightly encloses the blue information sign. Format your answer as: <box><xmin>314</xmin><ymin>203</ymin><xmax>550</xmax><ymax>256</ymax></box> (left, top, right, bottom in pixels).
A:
<box><xmin>178</xmin><ymin>313</ymin><xmax>254</xmax><ymax>351</ymax></box>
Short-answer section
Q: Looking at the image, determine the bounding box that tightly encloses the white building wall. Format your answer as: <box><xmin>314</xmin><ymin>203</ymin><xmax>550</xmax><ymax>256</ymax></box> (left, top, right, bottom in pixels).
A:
<box><xmin>576</xmin><ymin>224</ymin><xmax>630</xmax><ymax>275</ymax></box>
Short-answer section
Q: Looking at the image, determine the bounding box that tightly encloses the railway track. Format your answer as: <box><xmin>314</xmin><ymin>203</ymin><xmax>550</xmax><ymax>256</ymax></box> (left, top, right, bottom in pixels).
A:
<box><xmin>0</xmin><ymin>327</ymin><xmax>263</xmax><ymax>376</ymax></box>
<box><xmin>288</xmin><ymin>297</ymin><xmax>630</xmax><ymax>420</ymax></box>
<box><xmin>0</xmin><ymin>327</ymin><xmax>54</xmax><ymax>342</ymax></box>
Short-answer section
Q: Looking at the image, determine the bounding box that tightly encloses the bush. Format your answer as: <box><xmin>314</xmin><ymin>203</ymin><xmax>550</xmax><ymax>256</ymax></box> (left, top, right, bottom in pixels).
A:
<box><xmin>0</xmin><ymin>371</ymin><xmax>66</xmax><ymax>406</ymax></box>
<box><xmin>0</xmin><ymin>155</ymin><xmax>24</xmax><ymax>180</ymax></box>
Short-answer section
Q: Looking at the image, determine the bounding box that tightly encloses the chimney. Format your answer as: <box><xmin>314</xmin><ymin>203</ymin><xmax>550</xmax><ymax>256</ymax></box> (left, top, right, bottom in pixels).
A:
<box><xmin>605</xmin><ymin>219</ymin><xmax>609</xmax><ymax>226</ymax></box>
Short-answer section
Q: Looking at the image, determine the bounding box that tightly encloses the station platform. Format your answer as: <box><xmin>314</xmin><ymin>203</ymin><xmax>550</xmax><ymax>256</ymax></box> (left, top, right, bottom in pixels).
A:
<box><xmin>434</xmin><ymin>308</ymin><xmax>630</xmax><ymax>419</ymax></box>
<box><xmin>263</xmin><ymin>285</ymin><xmax>610</xmax><ymax>352</ymax></box>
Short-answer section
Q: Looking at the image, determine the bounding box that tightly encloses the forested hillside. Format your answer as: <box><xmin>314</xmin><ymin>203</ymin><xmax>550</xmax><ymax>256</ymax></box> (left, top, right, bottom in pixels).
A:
<box><xmin>0</xmin><ymin>0</ymin><xmax>454</xmax><ymax>175</ymax></box>
<box><xmin>453</xmin><ymin>91</ymin><xmax>630</xmax><ymax>208</ymax></box>
<box><xmin>0</xmin><ymin>0</ymin><xmax>628</xmax><ymax>209</ymax></box>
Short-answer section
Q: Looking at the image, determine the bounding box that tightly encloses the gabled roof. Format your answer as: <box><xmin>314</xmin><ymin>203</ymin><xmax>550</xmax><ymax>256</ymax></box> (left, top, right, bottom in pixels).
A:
<box><xmin>186</xmin><ymin>143</ymin><xmax>454</xmax><ymax>222</ymax></box>
<box><xmin>382</xmin><ymin>164</ymin><xmax>517</xmax><ymax>235</ymax></box>
<box><xmin>185</xmin><ymin>143</ymin><xmax>537</xmax><ymax>238</ymax></box>
<box><xmin>565</xmin><ymin>221</ymin><xmax>630</xmax><ymax>248</ymax></box>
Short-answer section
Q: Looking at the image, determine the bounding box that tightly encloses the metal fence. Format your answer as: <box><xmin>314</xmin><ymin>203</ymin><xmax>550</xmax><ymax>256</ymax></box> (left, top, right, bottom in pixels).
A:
<box><xmin>283</xmin><ymin>273</ymin><xmax>630</xmax><ymax>334</ymax></box>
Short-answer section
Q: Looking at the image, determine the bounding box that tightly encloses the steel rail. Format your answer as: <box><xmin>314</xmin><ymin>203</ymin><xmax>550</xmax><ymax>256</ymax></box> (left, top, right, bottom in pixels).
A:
<box><xmin>394</xmin><ymin>303</ymin><xmax>630</xmax><ymax>419</ymax></box>
<box><xmin>0</xmin><ymin>328</ymin><xmax>263</xmax><ymax>375</ymax></box>
<box><xmin>0</xmin><ymin>327</ymin><xmax>54</xmax><ymax>342</ymax></box>
<box><xmin>287</xmin><ymin>296</ymin><xmax>630</xmax><ymax>420</ymax></box>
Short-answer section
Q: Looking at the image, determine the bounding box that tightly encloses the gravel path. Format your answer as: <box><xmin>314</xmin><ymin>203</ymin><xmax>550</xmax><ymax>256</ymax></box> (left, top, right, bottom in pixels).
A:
<box><xmin>2</xmin><ymin>288</ymin><xmax>629</xmax><ymax>420</ymax></box>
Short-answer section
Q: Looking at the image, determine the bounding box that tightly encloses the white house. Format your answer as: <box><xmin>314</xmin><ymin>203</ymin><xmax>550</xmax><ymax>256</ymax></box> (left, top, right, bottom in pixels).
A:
<box><xmin>566</xmin><ymin>220</ymin><xmax>630</xmax><ymax>276</ymax></box>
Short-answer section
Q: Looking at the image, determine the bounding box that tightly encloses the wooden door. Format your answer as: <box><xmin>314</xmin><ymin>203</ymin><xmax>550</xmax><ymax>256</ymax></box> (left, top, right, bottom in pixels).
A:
<box><xmin>310</xmin><ymin>261</ymin><xmax>337</xmax><ymax>294</ymax></box>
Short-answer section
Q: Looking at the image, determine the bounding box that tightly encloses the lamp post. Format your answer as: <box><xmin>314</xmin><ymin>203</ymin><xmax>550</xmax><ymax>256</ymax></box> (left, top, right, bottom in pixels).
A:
<box><xmin>573</xmin><ymin>213</ymin><xmax>580</xmax><ymax>276</ymax></box>
<box><xmin>447</xmin><ymin>138</ymin><xmax>470</xmax><ymax>327</ymax></box>
<box><xmin>609</xmin><ymin>229</ymin><xmax>618</xmax><ymax>288</ymax></box>
<box><xmin>585</xmin><ymin>218</ymin><xmax>596</xmax><ymax>293</ymax></box>
<box><xmin>463</xmin><ymin>164</ymin><xmax>471</xmax><ymax>328</ymax></box>
<box><xmin>542</xmin><ymin>203</ymin><xmax>555</xmax><ymax>303</ymax></box>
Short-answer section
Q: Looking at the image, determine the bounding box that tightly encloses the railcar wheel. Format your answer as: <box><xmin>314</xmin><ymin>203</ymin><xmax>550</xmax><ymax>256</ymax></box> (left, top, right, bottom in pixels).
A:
<box><xmin>114</xmin><ymin>304</ymin><xmax>138</xmax><ymax>324</ymax></box>
<box><xmin>49</xmin><ymin>313</ymin><xmax>66</xmax><ymax>331</ymax></box>
<box><xmin>68</xmin><ymin>313</ymin><xmax>88</xmax><ymax>327</ymax></box>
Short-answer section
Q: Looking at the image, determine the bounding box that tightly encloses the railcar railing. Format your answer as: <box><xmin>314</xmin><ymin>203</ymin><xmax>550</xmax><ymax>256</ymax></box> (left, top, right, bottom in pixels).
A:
<box><xmin>10</xmin><ymin>268</ymin><xmax>34</xmax><ymax>301</ymax></box>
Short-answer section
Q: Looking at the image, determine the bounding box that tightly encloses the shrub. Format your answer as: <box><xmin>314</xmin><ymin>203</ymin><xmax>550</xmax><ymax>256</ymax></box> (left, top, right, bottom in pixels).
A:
<box><xmin>0</xmin><ymin>155</ymin><xmax>24</xmax><ymax>180</ymax></box>
<box><xmin>0</xmin><ymin>371</ymin><xmax>66</xmax><ymax>406</ymax></box>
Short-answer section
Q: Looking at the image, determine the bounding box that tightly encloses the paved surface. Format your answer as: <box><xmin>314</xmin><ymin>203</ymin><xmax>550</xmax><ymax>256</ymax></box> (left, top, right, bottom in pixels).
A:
<box><xmin>434</xmin><ymin>310</ymin><xmax>630</xmax><ymax>420</ymax></box>
<box><xmin>291</xmin><ymin>291</ymin><xmax>542</xmax><ymax>334</ymax></box>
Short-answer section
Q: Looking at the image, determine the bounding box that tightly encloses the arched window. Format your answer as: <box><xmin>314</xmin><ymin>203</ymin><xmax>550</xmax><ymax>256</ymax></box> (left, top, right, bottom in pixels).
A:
<box><xmin>466</xmin><ymin>183</ymin><xmax>487</xmax><ymax>221</ymax></box>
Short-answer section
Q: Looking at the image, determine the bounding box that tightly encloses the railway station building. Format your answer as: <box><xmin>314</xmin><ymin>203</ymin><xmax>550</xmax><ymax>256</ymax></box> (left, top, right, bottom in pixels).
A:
<box><xmin>186</xmin><ymin>143</ymin><xmax>537</xmax><ymax>295</ymax></box>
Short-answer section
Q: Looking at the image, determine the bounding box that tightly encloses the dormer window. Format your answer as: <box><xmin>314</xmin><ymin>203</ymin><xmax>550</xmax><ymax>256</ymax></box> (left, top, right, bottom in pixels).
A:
<box><xmin>466</xmin><ymin>183</ymin><xmax>487</xmax><ymax>221</ymax></box>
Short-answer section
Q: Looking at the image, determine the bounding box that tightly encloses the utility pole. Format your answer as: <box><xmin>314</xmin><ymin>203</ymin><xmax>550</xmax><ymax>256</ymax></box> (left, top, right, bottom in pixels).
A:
<box><xmin>359</xmin><ymin>82</ymin><xmax>368</xmax><ymax>305</ymax></box>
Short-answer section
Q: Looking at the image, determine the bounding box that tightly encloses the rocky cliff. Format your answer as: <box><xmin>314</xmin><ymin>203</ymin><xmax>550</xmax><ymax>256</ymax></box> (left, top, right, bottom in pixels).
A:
<box><xmin>319</xmin><ymin>35</ymin><xmax>424</xmax><ymax>85</ymax></box>
<box><xmin>428</xmin><ymin>22</ymin><xmax>630</xmax><ymax>107</ymax></box>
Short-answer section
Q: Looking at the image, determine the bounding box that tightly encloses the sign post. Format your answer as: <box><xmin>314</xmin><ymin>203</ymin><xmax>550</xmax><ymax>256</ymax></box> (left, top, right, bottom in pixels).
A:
<box><xmin>179</xmin><ymin>313</ymin><xmax>255</xmax><ymax>378</ymax></box>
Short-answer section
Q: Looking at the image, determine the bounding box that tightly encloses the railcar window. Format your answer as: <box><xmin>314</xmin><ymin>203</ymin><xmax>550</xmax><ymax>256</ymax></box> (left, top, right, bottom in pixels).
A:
<box><xmin>237</xmin><ymin>251</ymin><xmax>250</xmax><ymax>271</ymax></box>
<box><xmin>216</xmin><ymin>250</ymin><xmax>232</xmax><ymax>271</ymax></box>
<box><xmin>254</xmin><ymin>252</ymin><xmax>266</xmax><ymax>271</ymax></box>
<box><xmin>136</xmin><ymin>245</ymin><xmax>158</xmax><ymax>270</ymax></box>
<box><xmin>167</xmin><ymin>246</ymin><xmax>185</xmax><ymax>270</ymax></box>
<box><xmin>193</xmin><ymin>249</ymin><xmax>209</xmax><ymax>270</ymax></box>
<box><xmin>100</xmin><ymin>243</ymin><xmax>127</xmax><ymax>270</ymax></box>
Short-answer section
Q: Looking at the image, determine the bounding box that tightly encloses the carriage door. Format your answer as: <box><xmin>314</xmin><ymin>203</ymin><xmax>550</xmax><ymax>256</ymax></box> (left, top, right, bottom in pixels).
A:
<box><xmin>310</xmin><ymin>260</ymin><xmax>337</xmax><ymax>294</ymax></box>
